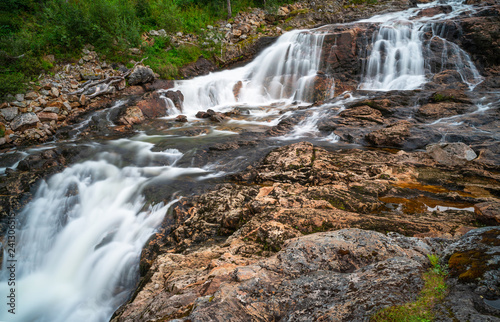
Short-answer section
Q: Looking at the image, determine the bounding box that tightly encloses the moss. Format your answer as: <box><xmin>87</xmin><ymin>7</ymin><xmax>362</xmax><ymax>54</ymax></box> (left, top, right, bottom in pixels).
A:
<box><xmin>431</xmin><ymin>93</ymin><xmax>455</xmax><ymax>103</ymax></box>
<box><xmin>448</xmin><ymin>229</ymin><xmax>500</xmax><ymax>282</ymax></box>
<box><xmin>329</xmin><ymin>199</ymin><xmax>346</xmax><ymax>211</ymax></box>
<box><xmin>371</xmin><ymin>254</ymin><xmax>448</xmax><ymax>322</ymax></box>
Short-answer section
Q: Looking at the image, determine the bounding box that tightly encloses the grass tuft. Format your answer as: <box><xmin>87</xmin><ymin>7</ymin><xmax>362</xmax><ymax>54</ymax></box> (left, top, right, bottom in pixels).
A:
<box><xmin>371</xmin><ymin>254</ymin><xmax>448</xmax><ymax>322</ymax></box>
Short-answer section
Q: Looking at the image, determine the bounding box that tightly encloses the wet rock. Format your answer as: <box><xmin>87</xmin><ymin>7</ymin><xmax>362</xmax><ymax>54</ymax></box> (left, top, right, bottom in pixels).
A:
<box><xmin>0</xmin><ymin>107</ymin><xmax>19</xmax><ymax>121</ymax></box>
<box><xmin>178</xmin><ymin>57</ymin><xmax>217</xmax><ymax>79</ymax></box>
<box><xmin>128</xmin><ymin>66</ymin><xmax>155</xmax><ymax>85</ymax></box>
<box><xmin>117</xmin><ymin>106</ymin><xmax>145</xmax><ymax>125</ymax></box>
<box><xmin>135</xmin><ymin>91</ymin><xmax>168</xmax><ymax>119</ymax></box>
<box><xmin>426</xmin><ymin>142</ymin><xmax>477</xmax><ymax>166</ymax></box>
<box><xmin>233</xmin><ymin>81</ymin><xmax>243</xmax><ymax>101</ymax></box>
<box><xmin>417</xmin><ymin>5</ymin><xmax>452</xmax><ymax>17</ymax></box>
<box><xmin>443</xmin><ymin>227</ymin><xmax>500</xmax><ymax>304</ymax></box>
<box><xmin>416</xmin><ymin>102</ymin><xmax>474</xmax><ymax>120</ymax></box>
<box><xmin>10</xmin><ymin>113</ymin><xmax>40</xmax><ymax>131</ymax></box>
<box><xmin>339</xmin><ymin>105</ymin><xmax>384</xmax><ymax>124</ymax></box>
<box><xmin>175</xmin><ymin>115</ymin><xmax>188</xmax><ymax>122</ymax></box>
<box><xmin>365</xmin><ymin>120</ymin><xmax>412</xmax><ymax>147</ymax></box>
<box><xmin>164</xmin><ymin>90</ymin><xmax>184</xmax><ymax>112</ymax></box>
<box><xmin>474</xmin><ymin>202</ymin><xmax>500</xmax><ymax>225</ymax></box>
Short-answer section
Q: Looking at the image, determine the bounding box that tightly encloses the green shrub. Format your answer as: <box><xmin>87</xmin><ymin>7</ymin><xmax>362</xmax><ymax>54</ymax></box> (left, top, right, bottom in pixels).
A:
<box><xmin>0</xmin><ymin>72</ymin><xmax>26</xmax><ymax>97</ymax></box>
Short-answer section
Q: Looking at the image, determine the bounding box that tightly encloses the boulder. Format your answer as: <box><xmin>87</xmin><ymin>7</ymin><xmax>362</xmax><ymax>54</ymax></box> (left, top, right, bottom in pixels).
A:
<box><xmin>178</xmin><ymin>57</ymin><xmax>217</xmax><ymax>79</ymax></box>
<box><xmin>175</xmin><ymin>115</ymin><xmax>188</xmax><ymax>122</ymax></box>
<box><xmin>164</xmin><ymin>90</ymin><xmax>184</xmax><ymax>112</ymax></box>
<box><xmin>10</xmin><ymin>113</ymin><xmax>40</xmax><ymax>132</ymax></box>
<box><xmin>136</xmin><ymin>91</ymin><xmax>168</xmax><ymax>118</ymax></box>
<box><xmin>117</xmin><ymin>106</ymin><xmax>145</xmax><ymax>125</ymax></box>
<box><xmin>426</xmin><ymin>142</ymin><xmax>477</xmax><ymax>166</ymax></box>
<box><xmin>365</xmin><ymin>121</ymin><xmax>412</xmax><ymax>147</ymax></box>
<box><xmin>474</xmin><ymin>202</ymin><xmax>500</xmax><ymax>225</ymax></box>
<box><xmin>128</xmin><ymin>66</ymin><xmax>155</xmax><ymax>85</ymax></box>
<box><xmin>0</xmin><ymin>107</ymin><xmax>19</xmax><ymax>121</ymax></box>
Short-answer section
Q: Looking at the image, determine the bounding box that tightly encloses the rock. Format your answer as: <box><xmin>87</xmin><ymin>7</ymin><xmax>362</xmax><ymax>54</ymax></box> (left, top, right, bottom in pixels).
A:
<box><xmin>1</xmin><ymin>107</ymin><xmax>19</xmax><ymax>121</ymax></box>
<box><xmin>117</xmin><ymin>106</ymin><xmax>145</xmax><ymax>125</ymax></box>
<box><xmin>157</xmin><ymin>29</ymin><xmax>167</xmax><ymax>37</ymax></box>
<box><xmin>129</xmin><ymin>48</ymin><xmax>141</xmax><ymax>55</ymax></box>
<box><xmin>277</xmin><ymin>6</ymin><xmax>290</xmax><ymax>16</ymax></box>
<box><xmin>25</xmin><ymin>92</ymin><xmax>38</xmax><ymax>100</ymax></box>
<box><xmin>178</xmin><ymin>57</ymin><xmax>217</xmax><ymax>79</ymax></box>
<box><xmin>10</xmin><ymin>113</ymin><xmax>40</xmax><ymax>132</ymax></box>
<box><xmin>474</xmin><ymin>202</ymin><xmax>500</xmax><ymax>225</ymax></box>
<box><xmin>37</xmin><ymin>112</ymin><xmax>59</xmax><ymax>122</ymax></box>
<box><xmin>15</xmin><ymin>94</ymin><xmax>24</xmax><ymax>102</ymax></box>
<box><xmin>43</xmin><ymin>106</ymin><xmax>60</xmax><ymax>114</ymax></box>
<box><xmin>128</xmin><ymin>66</ymin><xmax>155</xmax><ymax>85</ymax></box>
<box><xmin>136</xmin><ymin>91</ymin><xmax>168</xmax><ymax>118</ymax></box>
<box><xmin>164</xmin><ymin>90</ymin><xmax>184</xmax><ymax>111</ymax></box>
<box><xmin>417</xmin><ymin>5</ymin><xmax>452</xmax><ymax>17</ymax></box>
<box><xmin>233</xmin><ymin>81</ymin><xmax>243</xmax><ymax>101</ymax></box>
<box><xmin>426</xmin><ymin>142</ymin><xmax>477</xmax><ymax>166</ymax></box>
<box><xmin>175</xmin><ymin>115</ymin><xmax>188</xmax><ymax>122</ymax></box>
<box><xmin>50</xmin><ymin>87</ymin><xmax>60</xmax><ymax>98</ymax></box>
<box><xmin>196</xmin><ymin>111</ymin><xmax>210</xmax><ymax>118</ymax></box>
<box><xmin>11</xmin><ymin>101</ymin><xmax>26</xmax><ymax>108</ymax></box>
<box><xmin>365</xmin><ymin>121</ymin><xmax>412</xmax><ymax>147</ymax></box>
<box><xmin>444</xmin><ymin>227</ymin><xmax>500</xmax><ymax>299</ymax></box>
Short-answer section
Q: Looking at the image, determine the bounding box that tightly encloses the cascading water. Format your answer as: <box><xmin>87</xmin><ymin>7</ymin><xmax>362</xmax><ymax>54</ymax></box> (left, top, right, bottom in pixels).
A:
<box><xmin>0</xmin><ymin>141</ymin><xmax>214</xmax><ymax>322</ymax></box>
<box><xmin>359</xmin><ymin>0</ymin><xmax>483</xmax><ymax>91</ymax></box>
<box><xmin>169</xmin><ymin>29</ymin><xmax>333</xmax><ymax>115</ymax></box>
<box><xmin>359</xmin><ymin>22</ymin><xmax>426</xmax><ymax>90</ymax></box>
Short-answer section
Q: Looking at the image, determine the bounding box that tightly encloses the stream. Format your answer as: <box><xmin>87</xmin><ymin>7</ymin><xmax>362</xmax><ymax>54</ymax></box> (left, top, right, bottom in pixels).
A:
<box><xmin>0</xmin><ymin>0</ymin><xmax>498</xmax><ymax>321</ymax></box>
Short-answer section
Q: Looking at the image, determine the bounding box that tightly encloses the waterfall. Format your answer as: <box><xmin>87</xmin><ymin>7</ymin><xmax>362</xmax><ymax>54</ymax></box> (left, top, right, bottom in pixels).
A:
<box><xmin>169</xmin><ymin>29</ymin><xmax>333</xmax><ymax>115</ymax></box>
<box><xmin>0</xmin><ymin>141</ymin><xmax>212</xmax><ymax>322</ymax></box>
<box><xmin>359</xmin><ymin>0</ymin><xmax>483</xmax><ymax>91</ymax></box>
<box><xmin>360</xmin><ymin>22</ymin><xmax>426</xmax><ymax>90</ymax></box>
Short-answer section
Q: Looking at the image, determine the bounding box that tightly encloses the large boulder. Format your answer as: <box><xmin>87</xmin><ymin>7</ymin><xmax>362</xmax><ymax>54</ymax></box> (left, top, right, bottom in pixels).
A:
<box><xmin>128</xmin><ymin>65</ymin><xmax>155</xmax><ymax>85</ymax></box>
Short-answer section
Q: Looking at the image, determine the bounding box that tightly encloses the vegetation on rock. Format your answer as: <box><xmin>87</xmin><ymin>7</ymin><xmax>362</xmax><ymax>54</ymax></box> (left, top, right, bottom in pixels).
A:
<box><xmin>371</xmin><ymin>254</ymin><xmax>449</xmax><ymax>322</ymax></box>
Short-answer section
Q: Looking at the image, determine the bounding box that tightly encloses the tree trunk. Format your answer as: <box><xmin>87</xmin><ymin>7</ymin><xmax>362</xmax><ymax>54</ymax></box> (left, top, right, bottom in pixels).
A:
<box><xmin>227</xmin><ymin>0</ymin><xmax>232</xmax><ymax>19</ymax></box>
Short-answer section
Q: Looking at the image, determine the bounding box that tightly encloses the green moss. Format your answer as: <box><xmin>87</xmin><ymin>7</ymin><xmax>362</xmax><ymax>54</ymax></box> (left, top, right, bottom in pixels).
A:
<box><xmin>371</xmin><ymin>254</ymin><xmax>448</xmax><ymax>322</ymax></box>
<box><xmin>431</xmin><ymin>93</ymin><xmax>455</xmax><ymax>103</ymax></box>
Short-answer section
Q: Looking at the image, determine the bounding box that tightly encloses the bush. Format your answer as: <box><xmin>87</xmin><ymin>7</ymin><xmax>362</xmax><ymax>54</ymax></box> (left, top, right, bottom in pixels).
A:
<box><xmin>0</xmin><ymin>72</ymin><xmax>26</xmax><ymax>98</ymax></box>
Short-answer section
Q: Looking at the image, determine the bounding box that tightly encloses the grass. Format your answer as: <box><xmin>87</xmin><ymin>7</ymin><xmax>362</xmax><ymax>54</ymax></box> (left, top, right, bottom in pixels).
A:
<box><xmin>371</xmin><ymin>254</ymin><xmax>448</xmax><ymax>322</ymax></box>
<box><xmin>0</xmin><ymin>0</ymin><xmax>293</xmax><ymax>100</ymax></box>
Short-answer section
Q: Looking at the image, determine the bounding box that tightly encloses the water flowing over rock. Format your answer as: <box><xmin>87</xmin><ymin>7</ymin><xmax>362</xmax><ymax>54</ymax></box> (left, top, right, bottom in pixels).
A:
<box><xmin>2</xmin><ymin>0</ymin><xmax>500</xmax><ymax>321</ymax></box>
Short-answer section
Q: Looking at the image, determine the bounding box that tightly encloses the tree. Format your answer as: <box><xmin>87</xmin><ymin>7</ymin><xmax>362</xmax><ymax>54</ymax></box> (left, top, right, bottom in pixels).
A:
<box><xmin>226</xmin><ymin>0</ymin><xmax>231</xmax><ymax>18</ymax></box>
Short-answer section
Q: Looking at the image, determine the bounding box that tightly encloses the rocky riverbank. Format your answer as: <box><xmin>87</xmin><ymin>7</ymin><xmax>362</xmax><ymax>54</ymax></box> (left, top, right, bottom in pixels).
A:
<box><xmin>112</xmin><ymin>142</ymin><xmax>500</xmax><ymax>321</ymax></box>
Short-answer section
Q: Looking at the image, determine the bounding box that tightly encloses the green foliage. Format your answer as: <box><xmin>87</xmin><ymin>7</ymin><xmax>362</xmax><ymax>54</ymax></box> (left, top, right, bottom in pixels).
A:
<box><xmin>371</xmin><ymin>254</ymin><xmax>448</xmax><ymax>322</ymax></box>
<box><xmin>0</xmin><ymin>72</ymin><xmax>26</xmax><ymax>98</ymax></box>
<box><xmin>0</xmin><ymin>0</ymin><xmax>292</xmax><ymax>98</ymax></box>
<box><xmin>145</xmin><ymin>37</ymin><xmax>202</xmax><ymax>79</ymax></box>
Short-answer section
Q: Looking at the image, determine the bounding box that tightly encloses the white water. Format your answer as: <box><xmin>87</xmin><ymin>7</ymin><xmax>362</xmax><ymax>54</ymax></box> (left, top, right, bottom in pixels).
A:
<box><xmin>167</xmin><ymin>29</ymin><xmax>333</xmax><ymax>116</ymax></box>
<box><xmin>0</xmin><ymin>142</ymin><xmax>217</xmax><ymax>322</ymax></box>
<box><xmin>360</xmin><ymin>0</ymin><xmax>483</xmax><ymax>91</ymax></box>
